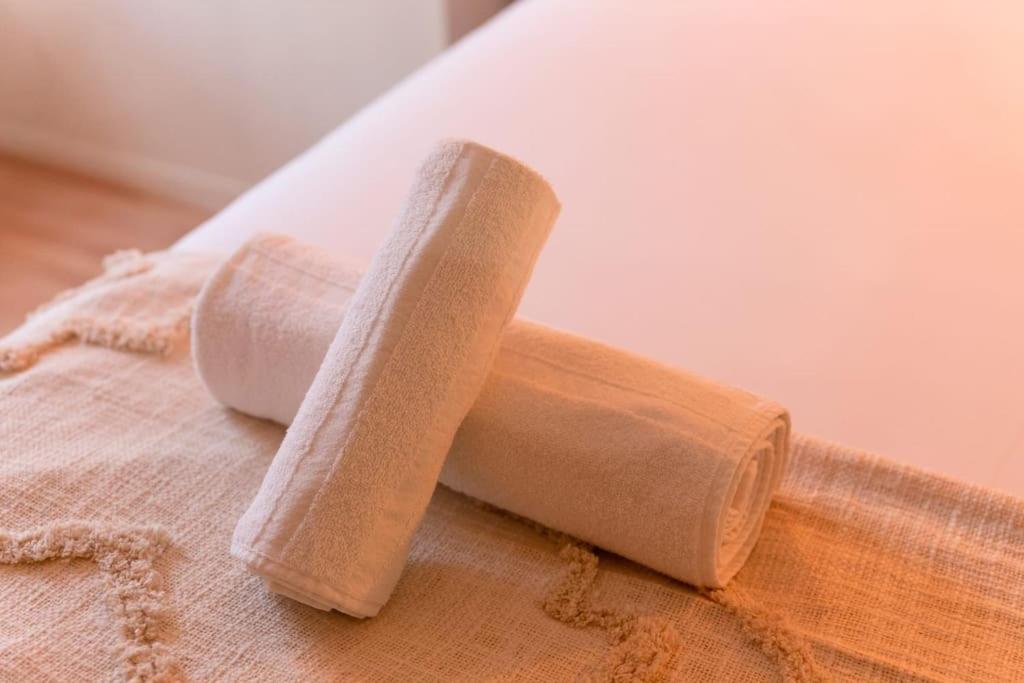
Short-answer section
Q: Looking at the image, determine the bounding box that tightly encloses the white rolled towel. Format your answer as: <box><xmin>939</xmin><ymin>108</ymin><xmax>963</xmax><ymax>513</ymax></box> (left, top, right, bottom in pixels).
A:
<box><xmin>194</xmin><ymin>237</ymin><xmax>790</xmax><ymax>595</ymax></box>
<box><xmin>226</xmin><ymin>140</ymin><xmax>560</xmax><ymax>617</ymax></box>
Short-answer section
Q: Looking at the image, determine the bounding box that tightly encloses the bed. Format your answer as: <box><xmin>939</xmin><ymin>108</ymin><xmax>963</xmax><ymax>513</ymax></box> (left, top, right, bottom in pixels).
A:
<box><xmin>2</xmin><ymin>1</ymin><xmax>1023</xmax><ymax>681</ymax></box>
<box><xmin>177</xmin><ymin>0</ymin><xmax>1024</xmax><ymax>493</ymax></box>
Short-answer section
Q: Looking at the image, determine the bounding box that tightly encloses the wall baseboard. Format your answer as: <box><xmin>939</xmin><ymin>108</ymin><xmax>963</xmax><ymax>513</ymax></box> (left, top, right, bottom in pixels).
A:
<box><xmin>0</xmin><ymin>123</ymin><xmax>249</xmax><ymax>211</ymax></box>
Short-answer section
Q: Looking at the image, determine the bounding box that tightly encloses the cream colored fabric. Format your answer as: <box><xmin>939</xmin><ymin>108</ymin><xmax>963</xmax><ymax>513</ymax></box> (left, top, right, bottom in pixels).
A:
<box><xmin>0</xmin><ymin>249</ymin><xmax>205</xmax><ymax>373</ymax></box>
<box><xmin>230</xmin><ymin>141</ymin><xmax>560</xmax><ymax>617</ymax></box>
<box><xmin>194</xmin><ymin>233</ymin><xmax>789</xmax><ymax>588</ymax></box>
<box><xmin>2</xmin><ymin>251</ymin><xmax>1024</xmax><ymax>681</ymax></box>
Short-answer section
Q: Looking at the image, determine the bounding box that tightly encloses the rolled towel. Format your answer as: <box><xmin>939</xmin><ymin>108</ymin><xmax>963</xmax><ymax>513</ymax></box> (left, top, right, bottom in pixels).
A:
<box><xmin>195</xmin><ymin>236</ymin><xmax>790</xmax><ymax>591</ymax></box>
<box><xmin>226</xmin><ymin>140</ymin><xmax>560</xmax><ymax>617</ymax></box>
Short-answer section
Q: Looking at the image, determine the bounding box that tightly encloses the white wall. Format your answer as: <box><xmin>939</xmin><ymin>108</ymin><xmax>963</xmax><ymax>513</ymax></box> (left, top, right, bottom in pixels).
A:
<box><xmin>0</xmin><ymin>1</ymin><xmax>446</xmax><ymax>209</ymax></box>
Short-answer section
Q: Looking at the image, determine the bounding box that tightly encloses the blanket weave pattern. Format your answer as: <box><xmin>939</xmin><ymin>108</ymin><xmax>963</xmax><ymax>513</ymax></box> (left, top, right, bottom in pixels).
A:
<box><xmin>1</xmin><ymin>251</ymin><xmax>1021</xmax><ymax>681</ymax></box>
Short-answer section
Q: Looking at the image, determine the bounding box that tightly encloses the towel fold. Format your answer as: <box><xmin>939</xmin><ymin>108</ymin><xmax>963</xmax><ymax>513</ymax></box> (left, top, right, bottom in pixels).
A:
<box><xmin>195</xmin><ymin>233</ymin><xmax>790</xmax><ymax>593</ymax></box>
<box><xmin>224</xmin><ymin>140</ymin><xmax>559</xmax><ymax>617</ymax></box>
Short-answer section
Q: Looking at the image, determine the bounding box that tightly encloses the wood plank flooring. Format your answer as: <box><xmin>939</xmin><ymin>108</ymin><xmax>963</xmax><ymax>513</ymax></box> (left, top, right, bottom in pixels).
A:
<box><xmin>0</xmin><ymin>155</ymin><xmax>211</xmax><ymax>334</ymax></box>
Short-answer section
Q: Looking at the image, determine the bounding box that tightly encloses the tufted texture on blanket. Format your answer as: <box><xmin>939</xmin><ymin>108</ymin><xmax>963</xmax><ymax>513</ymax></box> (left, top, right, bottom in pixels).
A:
<box><xmin>1</xmin><ymin>250</ymin><xmax>1023</xmax><ymax>681</ymax></box>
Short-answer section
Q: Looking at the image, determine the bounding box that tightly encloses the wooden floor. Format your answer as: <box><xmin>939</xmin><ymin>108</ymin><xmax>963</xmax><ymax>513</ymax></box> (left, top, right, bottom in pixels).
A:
<box><xmin>0</xmin><ymin>155</ymin><xmax>211</xmax><ymax>334</ymax></box>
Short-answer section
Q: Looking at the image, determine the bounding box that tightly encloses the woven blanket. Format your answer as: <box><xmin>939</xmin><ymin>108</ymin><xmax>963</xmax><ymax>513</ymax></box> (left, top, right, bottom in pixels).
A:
<box><xmin>1</xmin><ymin>250</ymin><xmax>1022</xmax><ymax>682</ymax></box>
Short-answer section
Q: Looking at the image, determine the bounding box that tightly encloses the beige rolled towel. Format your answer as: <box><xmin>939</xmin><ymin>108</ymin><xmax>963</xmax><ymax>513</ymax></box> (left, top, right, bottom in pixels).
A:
<box><xmin>228</xmin><ymin>140</ymin><xmax>560</xmax><ymax>617</ymax></box>
<box><xmin>195</xmin><ymin>238</ymin><xmax>790</xmax><ymax>591</ymax></box>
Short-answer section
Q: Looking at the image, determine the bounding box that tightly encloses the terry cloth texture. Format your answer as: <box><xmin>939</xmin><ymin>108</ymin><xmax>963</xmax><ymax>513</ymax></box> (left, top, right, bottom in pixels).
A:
<box><xmin>2</xmin><ymin>251</ymin><xmax>1024</xmax><ymax>681</ymax></box>
<box><xmin>229</xmin><ymin>140</ymin><xmax>560</xmax><ymax>617</ymax></box>
<box><xmin>193</xmin><ymin>233</ymin><xmax>790</xmax><ymax>588</ymax></box>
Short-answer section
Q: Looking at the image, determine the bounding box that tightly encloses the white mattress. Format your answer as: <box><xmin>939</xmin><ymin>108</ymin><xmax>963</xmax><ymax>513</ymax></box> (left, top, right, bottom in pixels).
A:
<box><xmin>176</xmin><ymin>0</ymin><xmax>1024</xmax><ymax>493</ymax></box>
